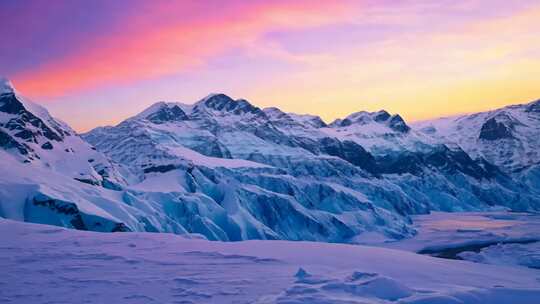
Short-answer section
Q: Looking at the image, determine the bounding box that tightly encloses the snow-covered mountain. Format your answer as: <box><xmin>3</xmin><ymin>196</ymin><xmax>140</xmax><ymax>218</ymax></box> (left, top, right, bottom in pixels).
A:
<box><xmin>1</xmin><ymin>78</ymin><xmax>540</xmax><ymax>242</ymax></box>
<box><xmin>84</xmin><ymin>93</ymin><xmax>540</xmax><ymax>214</ymax></box>
<box><xmin>0</xmin><ymin>78</ymin><xmax>125</xmax><ymax>188</ymax></box>
<box><xmin>0</xmin><ymin>78</ymin><xmax>135</xmax><ymax>232</ymax></box>
<box><xmin>413</xmin><ymin>100</ymin><xmax>540</xmax><ymax>177</ymax></box>
<box><xmin>412</xmin><ymin>100</ymin><xmax>540</xmax><ymax>209</ymax></box>
<box><xmin>0</xmin><ymin>84</ymin><xmax>410</xmax><ymax>241</ymax></box>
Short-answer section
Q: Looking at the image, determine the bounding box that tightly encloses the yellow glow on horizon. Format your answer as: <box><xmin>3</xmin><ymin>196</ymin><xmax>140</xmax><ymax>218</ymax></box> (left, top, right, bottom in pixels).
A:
<box><xmin>250</xmin><ymin>60</ymin><xmax>540</xmax><ymax>124</ymax></box>
<box><xmin>245</xmin><ymin>6</ymin><xmax>540</xmax><ymax>124</ymax></box>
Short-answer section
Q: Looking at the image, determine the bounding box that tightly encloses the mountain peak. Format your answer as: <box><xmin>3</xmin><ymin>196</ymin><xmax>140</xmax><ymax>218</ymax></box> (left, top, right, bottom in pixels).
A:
<box><xmin>373</xmin><ymin>110</ymin><xmax>391</xmax><ymax>122</ymax></box>
<box><xmin>388</xmin><ymin>114</ymin><xmax>410</xmax><ymax>133</ymax></box>
<box><xmin>131</xmin><ymin>101</ymin><xmax>189</xmax><ymax>123</ymax></box>
<box><xmin>196</xmin><ymin>94</ymin><xmax>265</xmax><ymax>117</ymax></box>
<box><xmin>146</xmin><ymin>103</ymin><xmax>188</xmax><ymax>124</ymax></box>
<box><xmin>0</xmin><ymin>77</ymin><xmax>15</xmax><ymax>95</ymax></box>
<box><xmin>330</xmin><ymin>109</ymin><xmax>410</xmax><ymax>133</ymax></box>
<box><xmin>525</xmin><ymin>99</ymin><xmax>540</xmax><ymax>113</ymax></box>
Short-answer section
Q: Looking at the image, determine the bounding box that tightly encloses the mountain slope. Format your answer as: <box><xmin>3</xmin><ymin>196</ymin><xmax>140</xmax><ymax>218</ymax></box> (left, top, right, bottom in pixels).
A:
<box><xmin>413</xmin><ymin>99</ymin><xmax>540</xmax><ymax>196</ymax></box>
<box><xmin>1</xmin><ymin>77</ymin><xmax>540</xmax><ymax>242</ymax></box>
<box><xmin>0</xmin><ymin>81</ymin><xmax>411</xmax><ymax>241</ymax></box>
<box><xmin>413</xmin><ymin>99</ymin><xmax>540</xmax><ymax>173</ymax></box>
<box><xmin>85</xmin><ymin>94</ymin><xmax>540</xmax><ymax>215</ymax></box>
<box><xmin>0</xmin><ymin>78</ymin><xmax>126</xmax><ymax>189</ymax></box>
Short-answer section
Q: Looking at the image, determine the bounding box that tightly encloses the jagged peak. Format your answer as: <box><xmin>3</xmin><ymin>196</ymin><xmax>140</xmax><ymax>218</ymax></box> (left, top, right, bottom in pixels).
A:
<box><xmin>0</xmin><ymin>77</ymin><xmax>15</xmax><ymax>95</ymax></box>
<box><xmin>146</xmin><ymin>103</ymin><xmax>188</xmax><ymax>124</ymax></box>
<box><xmin>0</xmin><ymin>78</ymin><xmax>70</xmax><ymax>130</ymax></box>
<box><xmin>343</xmin><ymin>110</ymin><xmax>391</xmax><ymax>124</ymax></box>
<box><xmin>132</xmin><ymin>101</ymin><xmax>192</xmax><ymax>122</ymax></box>
<box><xmin>330</xmin><ymin>109</ymin><xmax>410</xmax><ymax>132</ymax></box>
<box><xmin>525</xmin><ymin>98</ymin><xmax>540</xmax><ymax>113</ymax></box>
<box><xmin>199</xmin><ymin>93</ymin><xmax>231</xmax><ymax>103</ymax></box>
<box><xmin>131</xmin><ymin>93</ymin><xmax>268</xmax><ymax>125</ymax></box>
<box><xmin>195</xmin><ymin>93</ymin><xmax>265</xmax><ymax>117</ymax></box>
<box><xmin>0</xmin><ymin>81</ymin><xmax>72</xmax><ymax>142</ymax></box>
<box><xmin>388</xmin><ymin>114</ymin><xmax>410</xmax><ymax>133</ymax></box>
<box><xmin>196</xmin><ymin>93</ymin><xmax>235</xmax><ymax>108</ymax></box>
<box><xmin>373</xmin><ymin>110</ymin><xmax>391</xmax><ymax>122</ymax></box>
<box><xmin>0</xmin><ymin>80</ymin><xmax>52</xmax><ymax>122</ymax></box>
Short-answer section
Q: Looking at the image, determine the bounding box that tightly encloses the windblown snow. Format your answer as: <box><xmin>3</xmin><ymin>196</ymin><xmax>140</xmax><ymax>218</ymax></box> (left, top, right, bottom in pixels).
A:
<box><xmin>2</xmin><ymin>218</ymin><xmax>540</xmax><ymax>304</ymax></box>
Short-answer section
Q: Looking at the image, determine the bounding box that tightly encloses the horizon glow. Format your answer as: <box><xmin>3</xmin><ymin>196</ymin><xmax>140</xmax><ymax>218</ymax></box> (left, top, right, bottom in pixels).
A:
<box><xmin>1</xmin><ymin>0</ymin><xmax>540</xmax><ymax>132</ymax></box>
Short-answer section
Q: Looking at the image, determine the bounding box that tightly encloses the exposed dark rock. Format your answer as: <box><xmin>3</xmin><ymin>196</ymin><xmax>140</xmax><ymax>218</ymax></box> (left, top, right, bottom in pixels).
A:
<box><xmin>309</xmin><ymin>117</ymin><xmax>327</xmax><ymax>128</ymax></box>
<box><xmin>376</xmin><ymin>152</ymin><xmax>423</xmax><ymax>175</ymax></box>
<box><xmin>203</xmin><ymin>94</ymin><xmax>266</xmax><ymax>116</ymax></box>
<box><xmin>0</xmin><ymin>93</ymin><xmax>26</xmax><ymax>114</ymax></box>
<box><xmin>14</xmin><ymin>129</ymin><xmax>36</xmax><ymax>142</ymax></box>
<box><xmin>478</xmin><ymin>157</ymin><xmax>505</xmax><ymax>178</ymax></box>
<box><xmin>101</xmin><ymin>179</ymin><xmax>123</xmax><ymax>191</ymax></box>
<box><xmin>337</xmin><ymin>118</ymin><xmax>352</xmax><ymax>127</ymax></box>
<box><xmin>331</xmin><ymin>110</ymin><xmax>410</xmax><ymax>133</ymax></box>
<box><xmin>1</xmin><ymin>93</ymin><xmax>65</xmax><ymax>142</ymax></box>
<box><xmin>30</xmin><ymin>195</ymin><xmax>129</xmax><ymax>232</ymax></box>
<box><xmin>388</xmin><ymin>114</ymin><xmax>410</xmax><ymax>133</ymax></box>
<box><xmin>376</xmin><ymin>145</ymin><xmax>497</xmax><ymax>180</ymax></box>
<box><xmin>147</xmin><ymin>105</ymin><xmax>189</xmax><ymax>123</ymax></box>
<box><xmin>143</xmin><ymin>164</ymin><xmax>180</xmax><ymax>173</ymax></box>
<box><xmin>32</xmin><ymin>197</ymin><xmax>80</xmax><ymax>215</ymax></box>
<box><xmin>479</xmin><ymin>118</ymin><xmax>513</xmax><ymax>140</ymax></box>
<box><xmin>0</xmin><ymin>129</ymin><xmax>30</xmax><ymax>155</ymax></box>
<box><xmin>70</xmin><ymin>214</ymin><xmax>88</xmax><ymax>230</ymax></box>
<box><xmin>373</xmin><ymin>110</ymin><xmax>391</xmax><ymax>122</ymax></box>
<box><xmin>423</xmin><ymin>146</ymin><xmax>488</xmax><ymax>179</ymax></box>
<box><xmin>319</xmin><ymin>137</ymin><xmax>378</xmax><ymax>174</ymax></box>
<box><xmin>41</xmin><ymin>142</ymin><xmax>53</xmax><ymax>150</ymax></box>
<box><xmin>74</xmin><ymin>178</ymin><xmax>100</xmax><ymax>186</ymax></box>
<box><xmin>204</xmin><ymin>94</ymin><xmax>235</xmax><ymax>109</ymax></box>
<box><xmin>525</xmin><ymin>99</ymin><xmax>540</xmax><ymax>113</ymax></box>
<box><xmin>111</xmin><ymin>223</ymin><xmax>131</xmax><ymax>232</ymax></box>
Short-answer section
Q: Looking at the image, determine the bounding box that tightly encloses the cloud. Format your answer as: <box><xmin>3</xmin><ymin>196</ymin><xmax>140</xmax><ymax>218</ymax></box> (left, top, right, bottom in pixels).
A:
<box><xmin>11</xmin><ymin>1</ymin><xmax>356</xmax><ymax>99</ymax></box>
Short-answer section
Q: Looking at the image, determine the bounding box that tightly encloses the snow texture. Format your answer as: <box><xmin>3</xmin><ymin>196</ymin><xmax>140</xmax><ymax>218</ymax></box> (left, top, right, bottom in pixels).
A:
<box><xmin>1</xmin><ymin>80</ymin><xmax>540</xmax><ymax>243</ymax></box>
<box><xmin>1</xmin><ymin>218</ymin><xmax>539</xmax><ymax>304</ymax></box>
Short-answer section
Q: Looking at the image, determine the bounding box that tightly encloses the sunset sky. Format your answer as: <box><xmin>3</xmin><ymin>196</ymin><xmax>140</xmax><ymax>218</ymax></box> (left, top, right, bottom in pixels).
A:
<box><xmin>2</xmin><ymin>0</ymin><xmax>540</xmax><ymax>132</ymax></box>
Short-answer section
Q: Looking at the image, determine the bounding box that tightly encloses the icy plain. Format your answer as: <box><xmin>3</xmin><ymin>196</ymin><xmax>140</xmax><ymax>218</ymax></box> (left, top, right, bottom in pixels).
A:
<box><xmin>2</xmin><ymin>212</ymin><xmax>540</xmax><ymax>304</ymax></box>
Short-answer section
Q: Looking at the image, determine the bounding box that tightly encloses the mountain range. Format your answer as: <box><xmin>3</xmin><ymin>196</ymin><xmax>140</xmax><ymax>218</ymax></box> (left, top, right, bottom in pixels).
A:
<box><xmin>1</xmin><ymin>77</ymin><xmax>539</xmax><ymax>243</ymax></box>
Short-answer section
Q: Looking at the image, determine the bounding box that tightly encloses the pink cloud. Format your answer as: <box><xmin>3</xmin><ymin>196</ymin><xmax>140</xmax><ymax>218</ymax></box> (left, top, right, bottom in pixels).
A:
<box><xmin>12</xmin><ymin>1</ymin><xmax>356</xmax><ymax>99</ymax></box>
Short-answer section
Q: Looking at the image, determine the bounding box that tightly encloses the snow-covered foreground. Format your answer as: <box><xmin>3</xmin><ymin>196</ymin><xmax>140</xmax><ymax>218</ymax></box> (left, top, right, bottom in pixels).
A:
<box><xmin>2</xmin><ymin>219</ymin><xmax>540</xmax><ymax>304</ymax></box>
